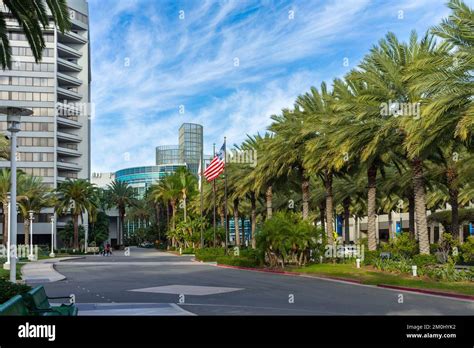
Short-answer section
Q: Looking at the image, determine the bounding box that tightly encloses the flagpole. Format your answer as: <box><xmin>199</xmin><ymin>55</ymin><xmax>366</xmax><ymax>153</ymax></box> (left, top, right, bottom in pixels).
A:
<box><xmin>200</xmin><ymin>140</ymin><xmax>204</xmax><ymax>249</ymax></box>
<box><xmin>212</xmin><ymin>143</ymin><xmax>216</xmax><ymax>247</ymax></box>
<box><xmin>223</xmin><ymin>137</ymin><xmax>228</xmax><ymax>252</ymax></box>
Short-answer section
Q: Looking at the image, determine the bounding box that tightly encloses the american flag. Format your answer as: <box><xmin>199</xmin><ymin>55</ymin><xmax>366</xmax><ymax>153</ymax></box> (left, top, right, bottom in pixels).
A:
<box><xmin>204</xmin><ymin>143</ymin><xmax>225</xmax><ymax>181</ymax></box>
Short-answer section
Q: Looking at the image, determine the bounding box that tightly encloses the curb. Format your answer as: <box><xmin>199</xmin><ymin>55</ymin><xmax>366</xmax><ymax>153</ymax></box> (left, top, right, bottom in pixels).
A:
<box><xmin>377</xmin><ymin>284</ymin><xmax>474</xmax><ymax>301</ymax></box>
<box><xmin>203</xmin><ymin>261</ymin><xmax>473</xmax><ymax>301</ymax></box>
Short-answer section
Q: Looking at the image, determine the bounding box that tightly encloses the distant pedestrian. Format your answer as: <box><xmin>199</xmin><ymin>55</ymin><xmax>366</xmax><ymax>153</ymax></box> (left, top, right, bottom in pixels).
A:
<box><xmin>106</xmin><ymin>243</ymin><xmax>112</xmax><ymax>256</ymax></box>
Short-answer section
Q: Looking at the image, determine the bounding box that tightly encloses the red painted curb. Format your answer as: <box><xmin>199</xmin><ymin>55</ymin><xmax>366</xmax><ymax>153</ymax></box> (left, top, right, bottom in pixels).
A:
<box><xmin>214</xmin><ymin>263</ymin><xmax>362</xmax><ymax>284</ymax></box>
<box><xmin>377</xmin><ymin>284</ymin><xmax>474</xmax><ymax>301</ymax></box>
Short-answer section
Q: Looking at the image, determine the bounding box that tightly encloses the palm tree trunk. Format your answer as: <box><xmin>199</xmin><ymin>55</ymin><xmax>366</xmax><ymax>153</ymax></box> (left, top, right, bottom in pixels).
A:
<box><xmin>301</xmin><ymin>170</ymin><xmax>310</xmax><ymax>220</ymax></box>
<box><xmin>266</xmin><ymin>185</ymin><xmax>273</xmax><ymax>219</ymax></box>
<box><xmin>73</xmin><ymin>214</ymin><xmax>79</xmax><ymax>250</ymax></box>
<box><xmin>408</xmin><ymin>192</ymin><xmax>415</xmax><ymax>237</ymax></box>
<box><xmin>367</xmin><ymin>165</ymin><xmax>377</xmax><ymax>251</ymax></box>
<box><xmin>233</xmin><ymin>198</ymin><xmax>240</xmax><ymax>246</ymax></box>
<box><xmin>325</xmin><ymin>170</ymin><xmax>334</xmax><ymax>244</ymax></box>
<box><xmin>250</xmin><ymin>192</ymin><xmax>256</xmax><ymax>249</ymax></box>
<box><xmin>447</xmin><ymin>166</ymin><xmax>459</xmax><ymax>239</ymax></box>
<box><xmin>319</xmin><ymin>202</ymin><xmax>325</xmax><ymax>232</ymax></box>
<box><xmin>388</xmin><ymin>211</ymin><xmax>394</xmax><ymax>240</ymax></box>
<box><xmin>183</xmin><ymin>191</ymin><xmax>187</xmax><ymax>222</ymax></box>
<box><xmin>343</xmin><ymin>197</ymin><xmax>350</xmax><ymax>244</ymax></box>
<box><xmin>170</xmin><ymin>200</ymin><xmax>177</xmax><ymax>230</ymax></box>
<box><xmin>24</xmin><ymin>219</ymin><xmax>29</xmax><ymax>246</ymax></box>
<box><xmin>412</xmin><ymin>158</ymin><xmax>430</xmax><ymax>255</ymax></box>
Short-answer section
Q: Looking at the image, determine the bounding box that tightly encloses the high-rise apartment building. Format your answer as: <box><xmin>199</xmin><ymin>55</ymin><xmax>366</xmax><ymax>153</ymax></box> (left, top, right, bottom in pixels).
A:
<box><xmin>0</xmin><ymin>0</ymin><xmax>90</xmax><ymax>244</ymax></box>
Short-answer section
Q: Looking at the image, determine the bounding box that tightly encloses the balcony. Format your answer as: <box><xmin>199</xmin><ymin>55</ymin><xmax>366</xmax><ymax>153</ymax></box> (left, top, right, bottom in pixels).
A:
<box><xmin>57</xmin><ymin>57</ymin><xmax>82</xmax><ymax>72</ymax></box>
<box><xmin>56</xmin><ymin>102</ymin><xmax>81</xmax><ymax>115</ymax></box>
<box><xmin>57</xmin><ymin>145</ymin><xmax>81</xmax><ymax>157</ymax></box>
<box><xmin>57</xmin><ymin>72</ymin><xmax>82</xmax><ymax>87</ymax></box>
<box><xmin>57</xmin><ymin>131</ymin><xmax>81</xmax><ymax>143</ymax></box>
<box><xmin>57</xmin><ymin>116</ymin><xmax>82</xmax><ymax>129</ymax></box>
<box><xmin>58</xmin><ymin>31</ymin><xmax>87</xmax><ymax>45</ymax></box>
<box><xmin>56</xmin><ymin>159</ymin><xmax>82</xmax><ymax>171</ymax></box>
<box><xmin>57</xmin><ymin>86</ymin><xmax>82</xmax><ymax>101</ymax></box>
<box><xmin>57</xmin><ymin>42</ymin><xmax>82</xmax><ymax>59</ymax></box>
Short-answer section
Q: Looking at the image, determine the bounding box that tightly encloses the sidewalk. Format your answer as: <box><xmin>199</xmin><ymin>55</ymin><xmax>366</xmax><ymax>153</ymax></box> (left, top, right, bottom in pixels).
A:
<box><xmin>21</xmin><ymin>257</ymin><xmax>83</xmax><ymax>283</ymax></box>
<box><xmin>74</xmin><ymin>303</ymin><xmax>195</xmax><ymax>316</ymax></box>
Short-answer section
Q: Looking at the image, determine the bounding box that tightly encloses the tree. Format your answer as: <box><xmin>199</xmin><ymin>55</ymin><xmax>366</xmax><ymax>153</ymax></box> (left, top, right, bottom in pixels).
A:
<box><xmin>0</xmin><ymin>0</ymin><xmax>71</xmax><ymax>69</ymax></box>
<box><xmin>18</xmin><ymin>175</ymin><xmax>54</xmax><ymax>246</ymax></box>
<box><xmin>298</xmin><ymin>83</ymin><xmax>340</xmax><ymax>243</ymax></box>
<box><xmin>106</xmin><ymin>180</ymin><xmax>136</xmax><ymax>247</ymax></box>
<box><xmin>175</xmin><ymin>167</ymin><xmax>197</xmax><ymax>223</ymax></box>
<box><xmin>56</xmin><ymin>179</ymin><xmax>97</xmax><ymax>250</ymax></box>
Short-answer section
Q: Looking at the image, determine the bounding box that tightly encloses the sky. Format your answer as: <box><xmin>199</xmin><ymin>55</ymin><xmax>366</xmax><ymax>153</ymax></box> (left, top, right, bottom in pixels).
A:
<box><xmin>88</xmin><ymin>0</ymin><xmax>457</xmax><ymax>173</ymax></box>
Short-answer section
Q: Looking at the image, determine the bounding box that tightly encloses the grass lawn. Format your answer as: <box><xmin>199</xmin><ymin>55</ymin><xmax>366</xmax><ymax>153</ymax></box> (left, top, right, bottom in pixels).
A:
<box><xmin>291</xmin><ymin>263</ymin><xmax>474</xmax><ymax>296</ymax></box>
<box><xmin>0</xmin><ymin>262</ymin><xmax>23</xmax><ymax>280</ymax></box>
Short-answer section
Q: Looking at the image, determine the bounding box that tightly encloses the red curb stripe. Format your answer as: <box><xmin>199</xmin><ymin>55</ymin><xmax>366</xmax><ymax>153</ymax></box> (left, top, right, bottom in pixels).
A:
<box><xmin>377</xmin><ymin>284</ymin><xmax>474</xmax><ymax>301</ymax></box>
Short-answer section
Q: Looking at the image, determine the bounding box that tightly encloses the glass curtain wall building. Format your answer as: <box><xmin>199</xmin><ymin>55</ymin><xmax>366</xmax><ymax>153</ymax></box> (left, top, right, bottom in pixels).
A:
<box><xmin>156</xmin><ymin>145</ymin><xmax>180</xmax><ymax>165</ymax></box>
<box><xmin>179</xmin><ymin>123</ymin><xmax>203</xmax><ymax>176</ymax></box>
<box><xmin>0</xmin><ymin>0</ymin><xmax>91</xmax><ymax>245</ymax></box>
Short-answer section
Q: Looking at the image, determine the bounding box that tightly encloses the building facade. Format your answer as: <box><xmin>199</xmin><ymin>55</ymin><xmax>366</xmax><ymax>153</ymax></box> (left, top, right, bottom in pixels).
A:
<box><xmin>155</xmin><ymin>145</ymin><xmax>180</xmax><ymax>165</ymax></box>
<box><xmin>155</xmin><ymin>123</ymin><xmax>204</xmax><ymax>176</ymax></box>
<box><xmin>115</xmin><ymin>165</ymin><xmax>186</xmax><ymax>198</ymax></box>
<box><xmin>178</xmin><ymin>123</ymin><xmax>203</xmax><ymax>176</ymax></box>
<box><xmin>0</xmin><ymin>0</ymin><xmax>91</xmax><ymax>245</ymax></box>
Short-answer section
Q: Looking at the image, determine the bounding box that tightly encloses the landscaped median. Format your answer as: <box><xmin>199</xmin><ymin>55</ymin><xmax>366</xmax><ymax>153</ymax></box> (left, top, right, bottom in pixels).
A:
<box><xmin>193</xmin><ymin>248</ymin><xmax>474</xmax><ymax>300</ymax></box>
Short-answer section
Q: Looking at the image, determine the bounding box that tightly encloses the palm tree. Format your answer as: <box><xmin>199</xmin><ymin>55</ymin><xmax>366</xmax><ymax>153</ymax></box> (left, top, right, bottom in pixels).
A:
<box><xmin>431</xmin><ymin>0</ymin><xmax>473</xmax><ymax>141</ymax></box>
<box><xmin>106</xmin><ymin>180</ymin><xmax>136</xmax><ymax>247</ymax></box>
<box><xmin>56</xmin><ymin>179</ymin><xmax>97</xmax><ymax>250</ymax></box>
<box><xmin>18</xmin><ymin>175</ymin><xmax>54</xmax><ymax>246</ymax></box>
<box><xmin>175</xmin><ymin>167</ymin><xmax>197</xmax><ymax>223</ymax></box>
<box><xmin>298</xmin><ymin>83</ymin><xmax>341</xmax><ymax>243</ymax></box>
<box><xmin>0</xmin><ymin>0</ymin><xmax>71</xmax><ymax>69</ymax></box>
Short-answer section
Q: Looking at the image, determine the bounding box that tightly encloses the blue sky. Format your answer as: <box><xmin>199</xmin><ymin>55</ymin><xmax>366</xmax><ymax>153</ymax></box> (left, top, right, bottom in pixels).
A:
<box><xmin>88</xmin><ymin>0</ymin><xmax>457</xmax><ymax>173</ymax></box>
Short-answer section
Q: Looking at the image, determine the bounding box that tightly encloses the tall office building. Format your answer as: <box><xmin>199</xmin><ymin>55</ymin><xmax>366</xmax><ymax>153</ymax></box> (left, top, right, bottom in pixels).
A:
<box><xmin>179</xmin><ymin>123</ymin><xmax>203</xmax><ymax>176</ymax></box>
<box><xmin>0</xmin><ymin>0</ymin><xmax>91</xmax><ymax>244</ymax></box>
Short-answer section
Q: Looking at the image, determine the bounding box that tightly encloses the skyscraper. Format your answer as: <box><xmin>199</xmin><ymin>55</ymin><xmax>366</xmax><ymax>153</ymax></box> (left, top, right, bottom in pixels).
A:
<box><xmin>156</xmin><ymin>123</ymin><xmax>204</xmax><ymax>176</ymax></box>
<box><xmin>179</xmin><ymin>123</ymin><xmax>203</xmax><ymax>176</ymax></box>
<box><xmin>0</xmin><ymin>0</ymin><xmax>91</xmax><ymax>244</ymax></box>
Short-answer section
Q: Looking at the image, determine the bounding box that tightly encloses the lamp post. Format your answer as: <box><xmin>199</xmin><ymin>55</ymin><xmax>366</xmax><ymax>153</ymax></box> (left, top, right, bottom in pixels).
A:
<box><xmin>1</xmin><ymin>107</ymin><xmax>33</xmax><ymax>282</ymax></box>
<box><xmin>28</xmin><ymin>210</ymin><xmax>34</xmax><ymax>261</ymax></box>
<box><xmin>3</xmin><ymin>194</ymin><xmax>11</xmax><ymax>270</ymax></box>
<box><xmin>49</xmin><ymin>215</ymin><xmax>55</xmax><ymax>257</ymax></box>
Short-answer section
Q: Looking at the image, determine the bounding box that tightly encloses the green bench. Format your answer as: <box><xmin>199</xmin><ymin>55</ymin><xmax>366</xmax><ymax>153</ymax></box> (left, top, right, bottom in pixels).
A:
<box><xmin>0</xmin><ymin>295</ymin><xmax>30</xmax><ymax>316</ymax></box>
<box><xmin>0</xmin><ymin>285</ymin><xmax>78</xmax><ymax>316</ymax></box>
<box><xmin>22</xmin><ymin>286</ymin><xmax>78</xmax><ymax>316</ymax></box>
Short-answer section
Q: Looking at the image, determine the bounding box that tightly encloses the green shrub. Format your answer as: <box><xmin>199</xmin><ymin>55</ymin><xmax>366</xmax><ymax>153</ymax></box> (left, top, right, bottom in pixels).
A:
<box><xmin>412</xmin><ymin>254</ymin><xmax>437</xmax><ymax>267</ymax></box>
<box><xmin>460</xmin><ymin>236</ymin><xmax>474</xmax><ymax>265</ymax></box>
<box><xmin>373</xmin><ymin>258</ymin><xmax>412</xmax><ymax>274</ymax></box>
<box><xmin>421</xmin><ymin>260</ymin><xmax>473</xmax><ymax>281</ymax></box>
<box><xmin>181</xmin><ymin>247</ymin><xmax>195</xmax><ymax>255</ymax></box>
<box><xmin>216</xmin><ymin>254</ymin><xmax>262</xmax><ymax>268</ymax></box>
<box><xmin>384</xmin><ymin>233</ymin><xmax>418</xmax><ymax>259</ymax></box>
<box><xmin>0</xmin><ymin>279</ymin><xmax>31</xmax><ymax>304</ymax></box>
<box><xmin>195</xmin><ymin>247</ymin><xmax>225</xmax><ymax>262</ymax></box>
<box><xmin>362</xmin><ymin>250</ymin><xmax>380</xmax><ymax>265</ymax></box>
<box><xmin>257</xmin><ymin>211</ymin><xmax>325</xmax><ymax>268</ymax></box>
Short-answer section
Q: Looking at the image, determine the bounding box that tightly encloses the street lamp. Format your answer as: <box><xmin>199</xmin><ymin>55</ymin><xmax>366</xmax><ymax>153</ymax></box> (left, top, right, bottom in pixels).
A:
<box><xmin>0</xmin><ymin>107</ymin><xmax>33</xmax><ymax>282</ymax></box>
<box><xmin>49</xmin><ymin>215</ymin><xmax>55</xmax><ymax>257</ymax></box>
<box><xmin>28</xmin><ymin>210</ymin><xmax>34</xmax><ymax>261</ymax></box>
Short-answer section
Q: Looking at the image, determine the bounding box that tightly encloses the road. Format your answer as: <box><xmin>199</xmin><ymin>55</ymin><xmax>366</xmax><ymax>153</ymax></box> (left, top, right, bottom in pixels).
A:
<box><xmin>38</xmin><ymin>247</ymin><xmax>474</xmax><ymax>315</ymax></box>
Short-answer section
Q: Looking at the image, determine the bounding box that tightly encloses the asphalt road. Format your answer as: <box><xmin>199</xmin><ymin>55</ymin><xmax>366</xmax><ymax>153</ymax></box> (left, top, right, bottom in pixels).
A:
<box><xmin>40</xmin><ymin>247</ymin><xmax>474</xmax><ymax>315</ymax></box>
